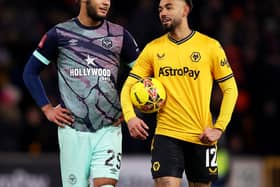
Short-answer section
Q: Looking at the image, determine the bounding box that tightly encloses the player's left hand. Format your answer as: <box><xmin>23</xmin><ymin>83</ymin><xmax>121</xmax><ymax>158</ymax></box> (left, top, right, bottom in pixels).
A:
<box><xmin>199</xmin><ymin>127</ymin><xmax>223</xmax><ymax>144</ymax></box>
<box><xmin>127</xmin><ymin>117</ymin><xmax>149</xmax><ymax>140</ymax></box>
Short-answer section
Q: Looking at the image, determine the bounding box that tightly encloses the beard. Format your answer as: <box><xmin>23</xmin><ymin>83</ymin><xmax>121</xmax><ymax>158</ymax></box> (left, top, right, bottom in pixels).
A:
<box><xmin>86</xmin><ymin>1</ymin><xmax>107</xmax><ymax>21</ymax></box>
<box><xmin>161</xmin><ymin>18</ymin><xmax>181</xmax><ymax>32</ymax></box>
<box><xmin>162</xmin><ymin>23</ymin><xmax>173</xmax><ymax>32</ymax></box>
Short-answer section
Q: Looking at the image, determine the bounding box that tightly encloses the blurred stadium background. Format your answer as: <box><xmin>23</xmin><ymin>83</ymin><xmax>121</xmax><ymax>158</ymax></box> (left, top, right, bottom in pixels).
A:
<box><xmin>0</xmin><ymin>0</ymin><xmax>279</xmax><ymax>186</ymax></box>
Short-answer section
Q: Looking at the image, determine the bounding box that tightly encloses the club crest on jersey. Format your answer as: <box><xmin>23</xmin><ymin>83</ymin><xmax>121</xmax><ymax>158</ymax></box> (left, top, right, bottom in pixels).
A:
<box><xmin>190</xmin><ymin>52</ymin><xmax>201</xmax><ymax>62</ymax></box>
<box><xmin>102</xmin><ymin>38</ymin><xmax>113</xmax><ymax>49</ymax></box>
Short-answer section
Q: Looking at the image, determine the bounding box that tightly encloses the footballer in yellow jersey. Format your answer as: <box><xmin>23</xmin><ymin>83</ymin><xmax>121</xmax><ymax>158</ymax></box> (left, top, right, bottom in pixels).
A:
<box><xmin>120</xmin><ymin>0</ymin><xmax>238</xmax><ymax>186</ymax></box>
<box><xmin>122</xmin><ymin>31</ymin><xmax>237</xmax><ymax>145</ymax></box>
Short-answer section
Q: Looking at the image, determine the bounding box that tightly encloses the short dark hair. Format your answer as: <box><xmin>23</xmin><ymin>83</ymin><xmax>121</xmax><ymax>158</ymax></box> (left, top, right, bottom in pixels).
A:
<box><xmin>185</xmin><ymin>0</ymin><xmax>193</xmax><ymax>10</ymax></box>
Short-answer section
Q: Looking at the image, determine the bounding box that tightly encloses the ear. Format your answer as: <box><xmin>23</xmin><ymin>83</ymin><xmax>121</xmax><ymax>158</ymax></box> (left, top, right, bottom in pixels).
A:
<box><xmin>183</xmin><ymin>4</ymin><xmax>190</xmax><ymax>17</ymax></box>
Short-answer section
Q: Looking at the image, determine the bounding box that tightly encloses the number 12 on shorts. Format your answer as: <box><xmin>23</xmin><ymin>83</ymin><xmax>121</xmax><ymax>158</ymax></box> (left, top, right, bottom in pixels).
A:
<box><xmin>205</xmin><ymin>147</ymin><xmax>217</xmax><ymax>167</ymax></box>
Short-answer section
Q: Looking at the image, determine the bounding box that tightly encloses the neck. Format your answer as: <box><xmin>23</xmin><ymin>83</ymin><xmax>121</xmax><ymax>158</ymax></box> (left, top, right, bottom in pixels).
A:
<box><xmin>169</xmin><ymin>21</ymin><xmax>192</xmax><ymax>41</ymax></box>
<box><xmin>77</xmin><ymin>5</ymin><xmax>102</xmax><ymax>27</ymax></box>
<box><xmin>78</xmin><ymin>14</ymin><xmax>102</xmax><ymax>27</ymax></box>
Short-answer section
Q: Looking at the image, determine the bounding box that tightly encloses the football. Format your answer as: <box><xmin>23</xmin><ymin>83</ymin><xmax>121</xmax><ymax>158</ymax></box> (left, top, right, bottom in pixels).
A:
<box><xmin>130</xmin><ymin>77</ymin><xmax>166</xmax><ymax>113</ymax></box>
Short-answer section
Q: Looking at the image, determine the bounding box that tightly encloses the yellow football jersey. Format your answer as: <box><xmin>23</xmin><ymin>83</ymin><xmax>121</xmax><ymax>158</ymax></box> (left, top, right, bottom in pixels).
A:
<box><xmin>122</xmin><ymin>31</ymin><xmax>237</xmax><ymax>145</ymax></box>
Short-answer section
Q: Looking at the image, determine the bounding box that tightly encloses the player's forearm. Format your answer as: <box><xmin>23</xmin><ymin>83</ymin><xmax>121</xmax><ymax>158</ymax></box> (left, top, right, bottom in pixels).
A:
<box><xmin>23</xmin><ymin>56</ymin><xmax>50</xmax><ymax>107</ymax></box>
<box><xmin>215</xmin><ymin>77</ymin><xmax>238</xmax><ymax>131</ymax></box>
<box><xmin>120</xmin><ymin>77</ymin><xmax>138</xmax><ymax>123</ymax></box>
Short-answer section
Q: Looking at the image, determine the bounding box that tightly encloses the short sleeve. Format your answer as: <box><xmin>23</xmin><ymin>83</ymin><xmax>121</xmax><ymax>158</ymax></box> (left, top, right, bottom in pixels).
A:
<box><xmin>120</xmin><ymin>29</ymin><xmax>140</xmax><ymax>67</ymax></box>
<box><xmin>34</xmin><ymin>27</ymin><xmax>58</xmax><ymax>65</ymax></box>
<box><xmin>130</xmin><ymin>43</ymin><xmax>154</xmax><ymax>78</ymax></box>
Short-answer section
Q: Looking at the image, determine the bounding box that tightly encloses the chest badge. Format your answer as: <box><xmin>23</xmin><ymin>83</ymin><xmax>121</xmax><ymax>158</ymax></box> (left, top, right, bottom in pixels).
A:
<box><xmin>102</xmin><ymin>38</ymin><xmax>113</xmax><ymax>49</ymax></box>
<box><xmin>190</xmin><ymin>52</ymin><xmax>201</xmax><ymax>62</ymax></box>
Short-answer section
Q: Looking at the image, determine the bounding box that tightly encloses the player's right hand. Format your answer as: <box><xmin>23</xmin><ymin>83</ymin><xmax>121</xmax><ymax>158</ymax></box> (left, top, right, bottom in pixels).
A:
<box><xmin>127</xmin><ymin>117</ymin><xmax>149</xmax><ymax>140</ymax></box>
<box><xmin>41</xmin><ymin>104</ymin><xmax>74</xmax><ymax>127</ymax></box>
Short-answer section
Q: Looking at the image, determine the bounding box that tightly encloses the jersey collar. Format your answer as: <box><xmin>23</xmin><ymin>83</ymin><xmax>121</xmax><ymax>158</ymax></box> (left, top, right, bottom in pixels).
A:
<box><xmin>168</xmin><ymin>30</ymin><xmax>195</xmax><ymax>45</ymax></box>
<box><xmin>73</xmin><ymin>17</ymin><xmax>105</xmax><ymax>30</ymax></box>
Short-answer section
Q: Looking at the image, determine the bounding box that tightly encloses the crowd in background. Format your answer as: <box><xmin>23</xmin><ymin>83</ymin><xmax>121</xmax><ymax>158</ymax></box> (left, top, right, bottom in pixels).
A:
<box><xmin>0</xmin><ymin>0</ymin><xmax>279</xmax><ymax>155</ymax></box>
